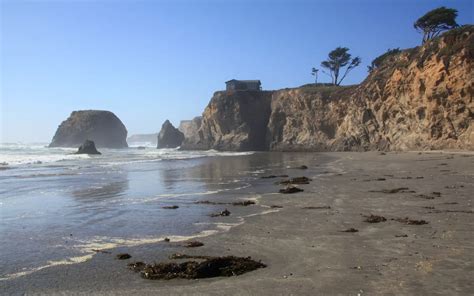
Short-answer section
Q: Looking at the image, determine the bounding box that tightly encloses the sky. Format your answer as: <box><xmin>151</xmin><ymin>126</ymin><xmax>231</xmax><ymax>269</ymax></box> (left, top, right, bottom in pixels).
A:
<box><xmin>0</xmin><ymin>0</ymin><xmax>472</xmax><ymax>143</ymax></box>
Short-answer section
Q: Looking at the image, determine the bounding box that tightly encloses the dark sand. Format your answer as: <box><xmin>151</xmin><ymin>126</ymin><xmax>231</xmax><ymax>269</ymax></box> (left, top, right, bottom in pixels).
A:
<box><xmin>2</xmin><ymin>151</ymin><xmax>473</xmax><ymax>295</ymax></box>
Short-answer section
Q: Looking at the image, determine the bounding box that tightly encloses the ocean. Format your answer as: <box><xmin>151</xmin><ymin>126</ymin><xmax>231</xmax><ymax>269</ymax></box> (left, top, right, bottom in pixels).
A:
<box><xmin>0</xmin><ymin>142</ymin><xmax>278</xmax><ymax>281</ymax></box>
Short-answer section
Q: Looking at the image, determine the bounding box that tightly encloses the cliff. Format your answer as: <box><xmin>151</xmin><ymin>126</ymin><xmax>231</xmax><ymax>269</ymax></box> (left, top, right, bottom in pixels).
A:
<box><xmin>184</xmin><ymin>26</ymin><xmax>473</xmax><ymax>151</ymax></box>
<box><xmin>181</xmin><ymin>91</ymin><xmax>273</xmax><ymax>151</ymax></box>
<box><xmin>49</xmin><ymin>110</ymin><xmax>128</xmax><ymax>148</ymax></box>
<box><xmin>179</xmin><ymin>117</ymin><xmax>202</xmax><ymax>147</ymax></box>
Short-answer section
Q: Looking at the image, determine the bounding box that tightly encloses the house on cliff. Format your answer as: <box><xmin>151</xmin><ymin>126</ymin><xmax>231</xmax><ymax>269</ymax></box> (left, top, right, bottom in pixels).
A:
<box><xmin>226</xmin><ymin>79</ymin><xmax>262</xmax><ymax>91</ymax></box>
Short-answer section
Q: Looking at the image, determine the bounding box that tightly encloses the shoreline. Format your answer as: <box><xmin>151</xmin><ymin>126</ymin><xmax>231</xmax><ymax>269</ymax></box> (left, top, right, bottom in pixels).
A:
<box><xmin>2</xmin><ymin>151</ymin><xmax>473</xmax><ymax>295</ymax></box>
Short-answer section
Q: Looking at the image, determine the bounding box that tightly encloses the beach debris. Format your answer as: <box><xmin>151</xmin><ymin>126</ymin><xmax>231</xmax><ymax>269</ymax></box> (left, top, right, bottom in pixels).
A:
<box><xmin>416</xmin><ymin>194</ymin><xmax>435</xmax><ymax>199</ymax></box>
<box><xmin>232</xmin><ymin>200</ymin><xmax>256</xmax><ymax>206</ymax></box>
<box><xmin>169</xmin><ymin>253</ymin><xmax>211</xmax><ymax>260</ymax></box>
<box><xmin>195</xmin><ymin>200</ymin><xmax>255</xmax><ymax>206</ymax></box>
<box><xmin>129</xmin><ymin>256</ymin><xmax>266</xmax><ymax>280</ymax></box>
<box><xmin>362</xmin><ymin>177</ymin><xmax>386</xmax><ymax>182</ymax></box>
<box><xmin>288</xmin><ymin>165</ymin><xmax>308</xmax><ymax>170</ymax></box>
<box><xmin>392</xmin><ymin>217</ymin><xmax>429</xmax><ymax>225</ymax></box>
<box><xmin>116</xmin><ymin>253</ymin><xmax>132</xmax><ymax>260</ymax></box>
<box><xmin>279</xmin><ymin>186</ymin><xmax>304</xmax><ymax>194</ymax></box>
<box><xmin>341</xmin><ymin>228</ymin><xmax>359</xmax><ymax>233</ymax></box>
<box><xmin>210</xmin><ymin>209</ymin><xmax>231</xmax><ymax>217</ymax></box>
<box><xmin>195</xmin><ymin>200</ymin><xmax>221</xmax><ymax>205</ymax></box>
<box><xmin>302</xmin><ymin>206</ymin><xmax>331</xmax><ymax>210</ymax></box>
<box><xmin>162</xmin><ymin>205</ymin><xmax>179</xmax><ymax>209</ymax></box>
<box><xmin>261</xmin><ymin>175</ymin><xmax>289</xmax><ymax>179</ymax></box>
<box><xmin>363</xmin><ymin>214</ymin><xmax>387</xmax><ymax>223</ymax></box>
<box><xmin>184</xmin><ymin>241</ymin><xmax>204</xmax><ymax>248</ymax></box>
<box><xmin>369</xmin><ymin>187</ymin><xmax>409</xmax><ymax>194</ymax></box>
<box><xmin>128</xmin><ymin>261</ymin><xmax>146</xmax><ymax>272</ymax></box>
<box><xmin>164</xmin><ymin>237</ymin><xmax>171</xmax><ymax>242</ymax></box>
<box><xmin>278</xmin><ymin>176</ymin><xmax>312</xmax><ymax>185</ymax></box>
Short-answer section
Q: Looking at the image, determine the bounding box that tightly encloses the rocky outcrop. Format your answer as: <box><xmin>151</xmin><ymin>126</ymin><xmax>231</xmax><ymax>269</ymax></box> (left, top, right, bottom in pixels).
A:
<box><xmin>49</xmin><ymin>110</ymin><xmax>128</xmax><ymax>148</ymax></box>
<box><xmin>179</xmin><ymin>117</ymin><xmax>202</xmax><ymax>147</ymax></box>
<box><xmin>157</xmin><ymin>120</ymin><xmax>184</xmax><ymax>148</ymax></box>
<box><xmin>75</xmin><ymin>140</ymin><xmax>101</xmax><ymax>155</ymax></box>
<box><xmin>182</xmin><ymin>91</ymin><xmax>273</xmax><ymax>151</ymax></box>
<box><xmin>183</xmin><ymin>26</ymin><xmax>473</xmax><ymax>151</ymax></box>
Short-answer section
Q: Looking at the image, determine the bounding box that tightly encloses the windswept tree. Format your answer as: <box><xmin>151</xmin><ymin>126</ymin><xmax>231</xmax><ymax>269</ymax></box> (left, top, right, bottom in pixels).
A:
<box><xmin>414</xmin><ymin>7</ymin><xmax>458</xmax><ymax>44</ymax></box>
<box><xmin>321</xmin><ymin>47</ymin><xmax>361</xmax><ymax>86</ymax></box>
<box><xmin>311</xmin><ymin>67</ymin><xmax>319</xmax><ymax>83</ymax></box>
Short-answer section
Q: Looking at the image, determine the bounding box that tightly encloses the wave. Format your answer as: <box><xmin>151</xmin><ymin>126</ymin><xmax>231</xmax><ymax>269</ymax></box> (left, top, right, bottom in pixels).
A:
<box><xmin>0</xmin><ymin>143</ymin><xmax>255</xmax><ymax>169</ymax></box>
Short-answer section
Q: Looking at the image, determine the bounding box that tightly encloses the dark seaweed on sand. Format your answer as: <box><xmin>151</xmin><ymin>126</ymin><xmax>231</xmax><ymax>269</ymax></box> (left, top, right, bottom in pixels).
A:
<box><xmin>392</xmin><ymin>217</ymin><xmax>429</xmax><ymax>225</ymax></box>
<box><xmin>129</xmin><ymin>256</ymin><xmax>266</xmax><ymax>280</ymax></box>
<box><xmin>363</xmin><ymin>214</ymin><xmax>387</xmax><ymax>223</ymax></box>
<box><xmin>279</xmin><ymin>186</ymin><xmax>304</xmax><ymax>194</ymax></box>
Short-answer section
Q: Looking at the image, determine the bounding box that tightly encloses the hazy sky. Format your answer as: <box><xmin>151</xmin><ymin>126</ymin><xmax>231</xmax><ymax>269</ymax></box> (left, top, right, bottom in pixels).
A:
<box><xmin>1</xmin><ymin>0</ymin><xmax>472</xmax><ymax>143</ymax></box>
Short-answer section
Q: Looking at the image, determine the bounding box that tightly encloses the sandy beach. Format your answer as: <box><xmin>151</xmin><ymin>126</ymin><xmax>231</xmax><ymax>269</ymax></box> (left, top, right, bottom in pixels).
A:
<box><xmin>2</xmin><ymin>151</ymin><xmax>473</xmax><ymax>295</ymax></box>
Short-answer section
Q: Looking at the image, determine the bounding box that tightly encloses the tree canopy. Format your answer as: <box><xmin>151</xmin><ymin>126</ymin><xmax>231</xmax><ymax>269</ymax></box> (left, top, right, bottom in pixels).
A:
<box><xmin>320</xmin><ymin>47</ymin><xmax>361</xmax><ymax>86</ymax></box>
<box><xmin>414</xmin><ymin>7</ymin><xmax>458</xmax><ymax>44</ymax></box>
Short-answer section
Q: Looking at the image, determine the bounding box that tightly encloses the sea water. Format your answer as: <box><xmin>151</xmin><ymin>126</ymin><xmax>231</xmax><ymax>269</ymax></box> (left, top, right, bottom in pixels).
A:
<box><xmin>0</xmin><ymin>143</ymin><xmax>266</xmax><ymax>281</ymax></box>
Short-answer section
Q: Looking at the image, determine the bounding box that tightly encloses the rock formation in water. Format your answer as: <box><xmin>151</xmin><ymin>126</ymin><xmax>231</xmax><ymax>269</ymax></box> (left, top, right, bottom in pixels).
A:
<box><xmin>49</xmin><ymin>110</ymin><xmax>128</xmax><ymax>148</ymax></box>
<box><xmin>183</xmin><ymin>26</ymin><xmax>473</xmax><ymax>151</ymax></box>
<box><xmin>157</xmin><ymin>120</ymin><xmax>185</xmax><ymax>148</ymax></box>
<box><xmin>75</xmin><ymin>140</ymin><xmax>101</xmax><ymax>155</ymax></box>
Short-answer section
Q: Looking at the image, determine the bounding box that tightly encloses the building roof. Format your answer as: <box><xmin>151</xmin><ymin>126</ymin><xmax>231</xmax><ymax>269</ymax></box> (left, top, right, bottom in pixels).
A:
<box><xmin>225</xmin><ymin>79</ymin><xmax>261</xmax><ymax>84</ymax></box>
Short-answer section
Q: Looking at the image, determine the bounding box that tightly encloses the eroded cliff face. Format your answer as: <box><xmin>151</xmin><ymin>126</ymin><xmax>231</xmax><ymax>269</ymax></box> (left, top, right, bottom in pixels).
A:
<box><xmin>182</xmin><ymin>91</ymin><xmax>273</xmax><ymax>151</ymax></box>
<box><xmin>331</xmin><ymin>26</ymin><xmax>473</xmax><ymax>151</ymax></box>
<box><xmin>184</xmin><ymin>26</ymin><xmax>473</xmax><ymax>151</ymax></box>
<box><xmin>179</xmin><ymin>117</ymin><xmax>202</xmax><ymax>147</ymax></box>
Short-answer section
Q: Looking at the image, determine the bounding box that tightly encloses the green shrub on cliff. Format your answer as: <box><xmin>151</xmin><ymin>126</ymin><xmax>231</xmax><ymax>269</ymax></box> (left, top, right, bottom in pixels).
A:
<box><xmin>368</xmin><ymin>48</ymin><xmax>401</xmax><ymax>72</ymax></box>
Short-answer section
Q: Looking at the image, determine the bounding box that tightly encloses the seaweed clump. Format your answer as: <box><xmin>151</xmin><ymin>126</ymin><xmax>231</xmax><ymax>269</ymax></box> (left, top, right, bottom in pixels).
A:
<box><xmin>128</xmin><ymin>256</ymin><xmax>266</xmax><ymax>280</ymax></box>
<box><xmin>279</xmin><ymin>186</ymin><xmax>304</xmax><ymax>194</ymax></box>
<box><xmin>363</xmin><ymin>214</ymin><xmax>387</xmax><ymax>223</ymax></box>
<box><xmin>278</xmin><ymin>176</ymin><xmax>312</xmax><ymax>185</ymax></box>
<box><xmin>392</xmin><ymin>217</ymin><xmax>429</xmax><ymax>225</ymax></box>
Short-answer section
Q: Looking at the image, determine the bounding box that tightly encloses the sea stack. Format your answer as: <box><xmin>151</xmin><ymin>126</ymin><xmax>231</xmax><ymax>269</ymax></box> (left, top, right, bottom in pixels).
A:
<box><xmin>157</xmin><ymin>120</ymin><xmax>184</xmax><ymax>149</ymax></box>
<box><xmin>75</xmin><ymin>140</ymin><xmax>101</xmax><ymax>155</ymax></box>
<box><xmin>49</xmin><ymin>110</ymin><xmax>128</xmax><ymax>148</ymax></box>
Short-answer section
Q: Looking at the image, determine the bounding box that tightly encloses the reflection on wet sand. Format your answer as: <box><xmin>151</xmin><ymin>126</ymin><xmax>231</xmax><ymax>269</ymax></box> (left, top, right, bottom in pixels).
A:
<box><xmin>71</xmin><ymin>171</ymin><xmax>129</xmax><ymax>201</ymax></box>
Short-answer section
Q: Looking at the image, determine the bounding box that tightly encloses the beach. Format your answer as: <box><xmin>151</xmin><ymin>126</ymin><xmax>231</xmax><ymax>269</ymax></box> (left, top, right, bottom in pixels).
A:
<box><xmin>1</xmin><ymin>150</ymin><xmax>473</xmax><ymax>295</ymax></box>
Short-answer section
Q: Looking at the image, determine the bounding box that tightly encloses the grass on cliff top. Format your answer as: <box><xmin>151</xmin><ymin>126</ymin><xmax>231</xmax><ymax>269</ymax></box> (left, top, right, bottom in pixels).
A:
<box><xmin>298</xmin><ymin>83</ymin><xmax>357</xmax><ymax>97</ymax></box>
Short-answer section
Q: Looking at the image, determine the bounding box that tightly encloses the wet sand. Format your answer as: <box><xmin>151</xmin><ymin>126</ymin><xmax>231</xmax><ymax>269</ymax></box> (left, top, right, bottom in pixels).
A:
<box><xmin>2</xmin><ymin>151</ymin><xmax>473</xmax><ymax>295</ymax></box>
